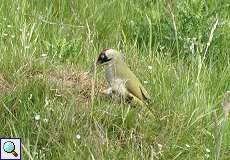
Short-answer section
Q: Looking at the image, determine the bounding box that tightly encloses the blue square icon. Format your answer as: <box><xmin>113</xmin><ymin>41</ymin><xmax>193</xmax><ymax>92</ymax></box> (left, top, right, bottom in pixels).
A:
<box><xmin>0</xmin><ymin>138</ymin><xmax>21</xmax><ymax>160</ymax></box>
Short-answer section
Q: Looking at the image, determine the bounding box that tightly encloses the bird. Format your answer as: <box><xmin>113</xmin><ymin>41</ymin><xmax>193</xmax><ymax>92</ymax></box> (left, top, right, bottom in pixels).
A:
<box><xmin>95</xmin><ymin>48</ymin><xmax>150</xmax><ymax>105</ymax></box>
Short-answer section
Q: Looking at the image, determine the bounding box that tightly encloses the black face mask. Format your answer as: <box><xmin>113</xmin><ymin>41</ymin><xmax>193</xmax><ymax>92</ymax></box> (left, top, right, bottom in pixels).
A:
<box><xmin>96</xmin><ymin>52</ymin><xmax>112</xmax><ymax>65</ymax></box>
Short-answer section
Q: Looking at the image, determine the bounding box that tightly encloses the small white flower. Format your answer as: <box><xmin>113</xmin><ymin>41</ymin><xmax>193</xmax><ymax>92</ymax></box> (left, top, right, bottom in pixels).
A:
<box><xmin>3</xmin><ymin>33</ymin><xmax>8</xmax><ymax>36</ymax></box>
<box><xmin>157</xmin><ymin>143</ymin><xmax>163</xmax><ymax>151</ymax></box>
<box><xmin>41</xmin><ymin>53</ymin><xmax>47</xmax><ymax>57</ymax></box>
<box><xmin>43</xmin><ymin>118</ymin><xmax>48</xmax><ymax>123</ymax></box>
<box><xmin>205</xmin><ymin>154</ymin><xmax>210</xmax><ymax>158</ymax></box>
<box><xmin>17</xmin><ymin>7</ymin><xmax>20</xmax><ymax>11</ymax></box>
<box><xmin>11</xmin><ymin>35</ymin><xmax>15</xmax><ymax>38</ymax></box>
<box><xmin>76</xmin><ymin>134</ymin><xmax>81</xmax><ymax>140</ymax></box>
<box><xmin>35</xmin><ymin>114</ymin><xmax>40</xmax><ymax>121</ymax></box>
<box><xmin>185</xmin><ymin>144</ymin><xmax>190</xmax><ymax>148</ymax></box>
<box><xmin>7</xmin><ymin>25</ymin><xmax>12</xmax><ymax>28</ymax></box>
<box><xmin>143</xmin><ymin>80</ymin><xmax>148</xmax><ymax>84</ymax></box>
<box><xmin>205</xmin><ymin>148</ymin><xmax>210</xmax><ymax>153</ymax></box>
<box><xmin>25</xmin><ymin>46</ymin><xmax>30</xmax><ymax>49</ymax></box>
<box><xmin>148</xmin><ymin>66</ymin><xmax>153</xmax><ymax>70</ymax></box>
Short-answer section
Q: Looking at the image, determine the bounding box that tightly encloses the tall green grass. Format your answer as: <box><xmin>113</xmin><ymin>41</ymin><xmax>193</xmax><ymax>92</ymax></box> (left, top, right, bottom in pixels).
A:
<box><xmin>0</xmin><ymin>0</ymin><xmax>229</xmax><ymax>159</ymax></box>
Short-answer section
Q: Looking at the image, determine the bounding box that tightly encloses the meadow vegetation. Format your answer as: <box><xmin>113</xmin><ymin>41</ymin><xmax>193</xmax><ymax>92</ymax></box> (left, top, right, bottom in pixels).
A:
<box><xmin>0</xmin><ymin>0</ymin><xmax>229</xmax><ymax>159</ymax></box>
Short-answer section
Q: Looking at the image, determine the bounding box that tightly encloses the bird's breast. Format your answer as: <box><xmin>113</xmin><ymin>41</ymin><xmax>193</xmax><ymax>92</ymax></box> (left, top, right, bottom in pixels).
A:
<box><xmin>105</xmin><ymin>66</ymin><xmax>114</xmax><ymax>85</ymax></box>
<box><xmin>111</xmin><ymin>78</ymin><xmax>127</xmax><ymax>97</ymax></box>
<box><xmin>105</xmin><ymin>66</ymin><xmax>128</xmax><ymax>97</ymax></box>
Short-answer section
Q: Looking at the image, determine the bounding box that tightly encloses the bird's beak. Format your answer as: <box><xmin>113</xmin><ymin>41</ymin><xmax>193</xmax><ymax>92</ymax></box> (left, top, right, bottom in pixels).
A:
<box><xmin>96</xmin><ymin>59</ymin><xmax>101</xmax><ymax>66</ymax></box>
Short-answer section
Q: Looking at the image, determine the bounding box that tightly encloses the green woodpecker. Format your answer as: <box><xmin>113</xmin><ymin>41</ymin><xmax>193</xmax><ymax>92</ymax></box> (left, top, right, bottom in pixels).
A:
<box><xmin>96</xmin><ymin>48</ymin><xmax>150</xmax><ymax>105</ymax></box>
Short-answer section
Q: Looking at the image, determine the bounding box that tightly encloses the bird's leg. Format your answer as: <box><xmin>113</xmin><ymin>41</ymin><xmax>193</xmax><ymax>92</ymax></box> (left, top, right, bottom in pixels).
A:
<box><xmin>101</xmin><ymin>87</ymin><xmax>113</xmax><ymax>96</ymax></box>
<box><xmin>127</xmin><ymin>93</ymin><xmax>145</xmax><ymax>106</ymax></box>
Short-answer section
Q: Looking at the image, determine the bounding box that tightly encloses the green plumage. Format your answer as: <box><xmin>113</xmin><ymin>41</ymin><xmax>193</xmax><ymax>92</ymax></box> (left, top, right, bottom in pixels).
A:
<box><xmin>96</xmin><ymin>48</ymin><xmax>151</xmax><ymax>105</ymax></box>
<box><xmin>113</xmin><ymin>58</ymin><xmax>150</xmax><ymax>102</ymax></box>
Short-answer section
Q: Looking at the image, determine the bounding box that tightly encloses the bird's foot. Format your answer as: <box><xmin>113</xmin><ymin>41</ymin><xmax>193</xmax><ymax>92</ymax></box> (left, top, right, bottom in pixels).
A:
<box><xmin>101</xmin><ymin>87</ymin><xmax>113</xmax><ymax>96</ymax></box>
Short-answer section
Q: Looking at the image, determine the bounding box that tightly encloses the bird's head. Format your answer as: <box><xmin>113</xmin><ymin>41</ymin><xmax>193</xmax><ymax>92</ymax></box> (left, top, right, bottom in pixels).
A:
<box><xmin>96</xmin><ymin>48</ymin><xmax>122</xmax><ymax>67</ymax></box>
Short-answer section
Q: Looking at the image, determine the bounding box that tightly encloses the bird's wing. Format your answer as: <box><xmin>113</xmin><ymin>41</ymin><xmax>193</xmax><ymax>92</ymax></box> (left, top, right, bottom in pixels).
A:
<box><xmin>125</xmin><ymin>78</ymin><xmax>150</xmax><ymax>101</ymax></box>
<box><xmin>115</xmin><ymin>61</ymin><xmax>150</xmax><ymax>101</ymax></box>
<box><xmin>139</xmin><ymin>84</ymin><xmax>151</xmax><ymax>100</ymax></box>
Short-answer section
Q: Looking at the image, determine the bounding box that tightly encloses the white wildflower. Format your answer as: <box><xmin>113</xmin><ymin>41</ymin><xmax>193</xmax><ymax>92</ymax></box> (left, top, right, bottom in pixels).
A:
<box><xmin>41</xmin><ymin>53</ymin><xmax>47</xmax><ymax>57</ymax></box>
<box><xmin>158</xmin><ymin>143</ymin><xmax>163</xmax><ymax>151</ymax></box>
<box><xmin>206</xmin><ymin>148</ymin><xmax>210</xmax><ymax>153</ymax></box>
<box><xmin>148</xmin><ymin>66</ymin><xmax>153</xmax><ymax>70</ymax></box>
<box><xmin>185</xmin><ymin>144</ymin><xmax>190</xmax><ymax>148</ymax></box>
<box><xmin>76</xmin><ymin>134</ymin><xmax>81</xmax><ymax>140</ymax></box>
<box><xmin>143</xmin><ymin>80</ymin><xmax>148</xmax><ymax>84</ymax></box>
<box><xmin>35</xmin><ymin>114</ymin><xmax>40</xmax><ymax>121</ymax></box>
<box><xmin>43</xmin><ymin>118</ymin><xmax>48</xmax><ymax>123</ymax></box>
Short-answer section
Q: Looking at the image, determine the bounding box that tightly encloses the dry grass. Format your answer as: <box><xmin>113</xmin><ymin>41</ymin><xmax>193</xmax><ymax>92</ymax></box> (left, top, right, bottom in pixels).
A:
<box><xmin>33</xmin><ymin>64</ymin><xmax>107</xmax><ymax>104</ymax></box>
<box><xmin>0</xmin><ymin>74</ymin><xmax>11</xmax><ymax>95</ymax></box>
<box><xmin>2</xmin><ymin>58</ymin><xmax>107</xmax><ymax>105</ymax></box>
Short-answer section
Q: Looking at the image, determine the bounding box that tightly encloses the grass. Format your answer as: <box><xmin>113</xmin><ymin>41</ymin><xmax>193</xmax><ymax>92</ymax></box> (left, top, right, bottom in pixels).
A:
<box><xmin>0</xmin><ymin>0</ymin><xmax>229</xmax><ymax>159</ymax></box>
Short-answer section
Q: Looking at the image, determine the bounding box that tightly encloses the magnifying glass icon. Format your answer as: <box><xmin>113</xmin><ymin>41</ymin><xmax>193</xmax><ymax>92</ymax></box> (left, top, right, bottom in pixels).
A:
<box><xmin>3</xmin><ymin>141</ymin><xmax>18</xmax><ymax>157</ymax></box>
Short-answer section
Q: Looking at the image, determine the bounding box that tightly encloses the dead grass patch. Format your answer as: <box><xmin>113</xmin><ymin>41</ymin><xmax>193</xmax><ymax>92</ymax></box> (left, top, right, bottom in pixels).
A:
<box><xmin>44</xmin><ymin>65</ymin><xmax>106</xmax><ymax>103</ymax></box>
<box><xmin>1</xmin><ymin>59</ymin><xmax>107</xmax><ymax>105</ymax></box>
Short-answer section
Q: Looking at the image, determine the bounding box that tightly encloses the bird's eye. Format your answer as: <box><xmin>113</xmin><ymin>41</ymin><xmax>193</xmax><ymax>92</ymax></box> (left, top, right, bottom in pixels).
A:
<box><xmin>97</xmin><ymin>52</ymin><xmax>112</xmax><ymax>65</ymax></box>
<box><xmin>101</xmin><ymin>53</ymin><xmax>105</xmax><ymax>59</ymax></box>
